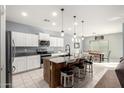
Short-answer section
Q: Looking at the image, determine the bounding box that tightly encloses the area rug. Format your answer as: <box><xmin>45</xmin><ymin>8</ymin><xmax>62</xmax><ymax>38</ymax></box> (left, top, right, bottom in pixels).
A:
<box><xmin>95</xmin><ymin>70</ymin><xmax>121</xmax><ymax>88</ymax></box>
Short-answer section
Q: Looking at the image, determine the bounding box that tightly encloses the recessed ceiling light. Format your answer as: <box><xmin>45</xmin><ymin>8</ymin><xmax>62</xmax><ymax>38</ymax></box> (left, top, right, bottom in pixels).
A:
<box><xmin>68</xmin><ymin>28</ymin><xmax>72</xmax><ymax>31</ymax></box>
<box><xmin>74</xmin><ymin>22</ymin><xmax>78</xmax><ymax>26</ymax></box>
<box><xmin>52</xmin><ymin>22</ymin><xmax>56</xmax><ymax>26</ymax></box>
<box><xmin>21</xmin><ymin>12</ymin><xmax>28</xmax><ymax>17</ymax></box>
<box><xmin>52</xmin><ymin>12</ymin><xmax>57</xmax><ymax>17</ymax></box>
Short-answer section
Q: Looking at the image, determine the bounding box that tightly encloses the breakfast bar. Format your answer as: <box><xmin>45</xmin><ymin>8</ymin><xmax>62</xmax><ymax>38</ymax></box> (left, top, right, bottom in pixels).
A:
<box><xmin>43</xmin><ymin>56</ymin><xmax>78</xmax><ymax>88</ymax></box>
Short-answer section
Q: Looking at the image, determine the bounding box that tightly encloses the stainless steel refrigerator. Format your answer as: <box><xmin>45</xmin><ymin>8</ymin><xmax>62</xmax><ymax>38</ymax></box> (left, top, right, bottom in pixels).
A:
<box><xmin>6</xmin><ymin>31</ymin><xmax>16</xmax><ymax>88</ymax></box>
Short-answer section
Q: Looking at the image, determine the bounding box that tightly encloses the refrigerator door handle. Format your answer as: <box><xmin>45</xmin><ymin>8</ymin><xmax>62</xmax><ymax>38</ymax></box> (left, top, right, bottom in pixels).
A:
<box><xmin>12</xmin><ymin>66</ymin><xmax>16</xmax><ymax>72</ymax></box>
<box><xmin>12</xmin><ymin>40</ymin><xmax>16</xmax><ymax>63</ymax></box>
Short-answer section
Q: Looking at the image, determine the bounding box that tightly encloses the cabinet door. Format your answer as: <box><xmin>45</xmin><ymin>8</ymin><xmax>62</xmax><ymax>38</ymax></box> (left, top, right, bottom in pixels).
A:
<box><xmin>12</xmin><ymin>58</ymin><xmax>18</xmax><ymax>74</ymax></box>
<box><xmin>13</xmin><ymin>57</ymin><xmax>27</xmax><ymax>73</ymax></box>
<box><xmin>27</xmin><ymin>56</ymin><xmax>34</xmax><ymax>70</ymax></box>
<box><xmin>26</xmin><ymin>33</ymin><xmax>32</xmax><ymax>46</ymax></box>
<box><xmin>50</xmin><ymin>37</ymin><xmax>55</xmax><ymax>47</ymax></box>
<box><xmin>60</xmin><ymin>38</ymin><xmax>64</xmax><ymax>47</ymax></box>
<box><xmin>39</xmin><ymin>33</ymin><xmax>50</xmax><ymax>40</ymax></box>
<box><xmin>27</xmin><ymin>55</ymin><xmax>40</xmax><ymax>70</ymax></box>
<box><xmin>32</xmin><ymin>34</ymin><xmax>38</xmax><ymax>46</ymax></box>
<box><xmin>33</xmin><ymin>55</ymin><xmax>40</xmax><ymax>68</ymax></box>
<box><xmin>17</xmin><ymin>57</ymin><xmax>27</xmax><ymax>73</ymax></box>
<box><xmin>54</xmin><ymin>37</ymin><xmax>57</xmax><ymax>47</ymax></box>
<box><xmin>57</xmin><ymin>38</ymin><xmax>61</xmax><ymax>47</ymax></box>
<box><xmin>26</xmin><ymin>34</ymin><xmax>38</xmax><ymax>47</ymax></box>
<box><xmin>12</xmin><ymin>32</ymin><xmax>26</xmax><ymax>46</ymax></box>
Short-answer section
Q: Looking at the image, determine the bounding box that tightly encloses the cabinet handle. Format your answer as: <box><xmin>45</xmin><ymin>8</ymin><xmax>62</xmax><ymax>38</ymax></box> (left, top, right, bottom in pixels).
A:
<box><xmin>12</xmin><ymin>66</ymin><xmax>16</xmax><ymax>72</ymax></box>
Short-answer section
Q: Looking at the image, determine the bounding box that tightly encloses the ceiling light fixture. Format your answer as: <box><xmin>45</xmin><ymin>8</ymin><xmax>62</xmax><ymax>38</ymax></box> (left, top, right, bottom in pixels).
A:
<box><xmin>73</xmin><ymin>16</ymin><xmax>77</xmax><ymax>38</ymax></box>
<box><xmin>52</xmin><ymin>12</ymin><xmax>57</xmax><ymax>17</ymax></box>
<box><xmin>52</xmin><ymin>22</ymin><xmax>56</xmax><ymax>26</ymax></box>
<box><xmin>21</xmin><ymin>12</ymin><xmax>28</xmax><ymax>17</ymax></box>
<box><xmin>81</xmin><ymin>20</ymin><xmax>85</xmax><ymax>40</ymax></box>
<box><xmin>72</xmin><ymin>16</ymin><xmax>79</xmax><ymax>42</ymax></box>
<box><xmin>60</xmin><ymin>8</ymin><xmax>64</xmax><ymax>37</ymax></box>
<box><xmin>74</xmin><ymin>22</ymin><xmax>78</xmax><ymax>26</ymax></box>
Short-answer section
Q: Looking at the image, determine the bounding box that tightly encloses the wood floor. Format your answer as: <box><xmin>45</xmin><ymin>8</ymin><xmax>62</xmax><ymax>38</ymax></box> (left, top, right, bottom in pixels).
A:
<box><xmin>95</xmin><ymin>70</ymin><xmax>121</xmax><ymax>88</ymax></box>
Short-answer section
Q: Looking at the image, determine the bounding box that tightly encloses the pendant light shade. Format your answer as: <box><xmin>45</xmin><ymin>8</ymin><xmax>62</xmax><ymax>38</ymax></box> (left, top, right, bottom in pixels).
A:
<box><xmin>73</xmin><ymin>16</ymin><xmax>76</xmax><ymax>38</ymax></box>
<box><xmin>74</xmin><ymin>33</ymin><xmax>76</xmax><ymax>38</ymax></box>
<box><xmin>81</xmin><ymin>36</ymin><xmax>84</xmax><ymax>40</ymax></box>
<box><xmin>61</xmin><ymin>8</ymin><xmax>64</xmax><ymax>37</ymax></box>
<box><xmin>61</xmin><ymin>30</ymin><xmax>64</xmax><ymax>37</ymax></box>
<box><xmin>81</xmin><ymin>20</ymin><xmax>84</xmax><ymax>40</ymax></box>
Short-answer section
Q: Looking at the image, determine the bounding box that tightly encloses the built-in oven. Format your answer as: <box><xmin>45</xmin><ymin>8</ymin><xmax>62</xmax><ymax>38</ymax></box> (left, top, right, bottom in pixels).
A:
<box><xmin>37</xmin><ymin>48</ymin><xmax>51</xmax><ymax>68</ymax></box>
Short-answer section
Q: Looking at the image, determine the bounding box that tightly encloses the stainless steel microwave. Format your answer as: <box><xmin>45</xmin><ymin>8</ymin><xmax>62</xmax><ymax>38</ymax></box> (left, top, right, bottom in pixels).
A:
<box><xmin>39</xmin><ymin>40</ymin><xmax>50</xmax><ymax>47</ymax></box>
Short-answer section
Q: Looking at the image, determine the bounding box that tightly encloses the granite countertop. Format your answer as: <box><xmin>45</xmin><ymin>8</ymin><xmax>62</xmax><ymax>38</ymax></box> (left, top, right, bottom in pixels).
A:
<box><xmin>51</xmin><ymin>52</ymin><xmax>68</xmax><ymax>57</ymax></box>
<box><xmin>49</xmin><ymin>56</ymin><xmax>78</xmax><ymax>64</ymax></box>
<box><xmin>15</xmin><ymin>52</ymin><xmax>40</xmax><ymax>57</ymax></box>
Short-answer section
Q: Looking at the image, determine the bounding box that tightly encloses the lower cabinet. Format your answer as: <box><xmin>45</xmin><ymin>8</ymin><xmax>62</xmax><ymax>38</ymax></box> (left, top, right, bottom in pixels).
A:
<box><xmin>27</xmin><ymin>55</ymin><xmax>40</xmax><ymax>70</ymax></box>
<box><xmin>13</xmin><ymin>55</ymin><xmax>40</xmax><ymax>74</ymax></box>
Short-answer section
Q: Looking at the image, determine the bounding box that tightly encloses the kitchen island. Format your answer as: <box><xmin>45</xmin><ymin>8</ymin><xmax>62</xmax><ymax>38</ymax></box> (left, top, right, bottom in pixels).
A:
<box><xmin>43</xmin><ymin>56</ymin><xmax>79</xmax><ymax>88</ymax></box>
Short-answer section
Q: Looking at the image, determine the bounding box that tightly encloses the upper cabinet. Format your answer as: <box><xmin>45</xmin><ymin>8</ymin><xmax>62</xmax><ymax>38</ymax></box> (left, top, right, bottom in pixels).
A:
<box><xmin>50</xmin><ymin>36</ymin><xmax>64</xmax><ymax>47</ymax></box>
<box><xmin>39</xmin><ymin>33</ymin><xmax>50</xmax><ymax>41</ymax></box>
<box><xmin>12</xmin><ymin>32</ymin><xmax>38</xmax><ymax>47</ymax></box>
<box><xmin>12</xmin><ymin>32</ymin><xmax>26</xmax><ymax>46</ymax></box>
<box><xmin>26</xmin><ymin>33</ymin><xmax>38</xmax><ymax>47</ymax></box>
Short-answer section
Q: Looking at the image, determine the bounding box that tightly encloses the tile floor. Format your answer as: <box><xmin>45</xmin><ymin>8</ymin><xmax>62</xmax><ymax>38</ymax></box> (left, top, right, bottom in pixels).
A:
<box><xmin>12</xmin><ymin>62</ymin><xmax>118</xmax><ymax>88</ymax></box>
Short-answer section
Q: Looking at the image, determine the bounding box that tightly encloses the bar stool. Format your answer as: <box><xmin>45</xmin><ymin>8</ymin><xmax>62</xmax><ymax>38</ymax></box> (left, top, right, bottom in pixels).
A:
<box><xmin>74</xmin><ymin>59</ymin><xmax>86</xmax><ymax>78</ymax></box>
<box><xmin>84</xmin><ymin>60</ymin><xmax>93</xmax><ymax>73</ymax></box>
<box><xmin>60</xmin><ymin>59</ymin><xmax>75</xmax><ymax>88</ymax></box>
<box><xmin>61</xmin><ymin>68</ymin><xmax>74</xmax><ymax>88</ymax></box>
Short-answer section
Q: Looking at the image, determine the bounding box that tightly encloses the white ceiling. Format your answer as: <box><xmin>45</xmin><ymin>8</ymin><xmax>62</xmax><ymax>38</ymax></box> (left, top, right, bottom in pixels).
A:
<box><xmin>6</xmin><ymin>5</ymin><xmax>124</xmax><ymax>37</ymax></box>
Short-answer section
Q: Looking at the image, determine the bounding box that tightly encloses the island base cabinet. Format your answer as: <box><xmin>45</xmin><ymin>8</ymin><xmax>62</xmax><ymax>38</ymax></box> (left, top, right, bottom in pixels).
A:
<box><xmin>43</xmin><ymin>59</ymin><xmax>66</xmax><ymax>88</ymax></box>
<box><xmin>50</xmin><ymin>62</ymin><xmax>65</xmax><ymax>88</ymax></box>
<box><xmin>43</xmin><ymin>59</ymin><xmax>51</xmax><ymax>84</ymax></box>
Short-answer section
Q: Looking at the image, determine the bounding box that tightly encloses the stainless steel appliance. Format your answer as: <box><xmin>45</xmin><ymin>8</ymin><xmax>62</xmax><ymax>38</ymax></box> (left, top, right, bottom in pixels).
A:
<box><xmin>39</xmin><ymin>40</ymin><xmax>50</xmax><ymax>47</ymax></box>
<box><xmin>37</xmin><ymin>48</ymin><xmax>51</xmax><ymax>65</ymax></box>
<box><xmin>6</xmin><ymin>31</ymin><xmax>16</xmax><ymax>88</ymax></box>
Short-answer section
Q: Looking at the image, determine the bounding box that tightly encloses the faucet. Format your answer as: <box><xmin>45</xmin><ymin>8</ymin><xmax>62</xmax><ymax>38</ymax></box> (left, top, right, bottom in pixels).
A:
<box><xmin>65</xmin><ymin>44</ymin><xmax>71</xmax><ymax>56</ymax></box>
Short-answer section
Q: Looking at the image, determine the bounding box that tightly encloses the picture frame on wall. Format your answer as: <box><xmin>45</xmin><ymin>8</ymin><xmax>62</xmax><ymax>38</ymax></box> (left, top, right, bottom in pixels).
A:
<box><xmin>74</xmin><ymin>42</ymin><xmax>80</xmax><ymax>49</ymax></box>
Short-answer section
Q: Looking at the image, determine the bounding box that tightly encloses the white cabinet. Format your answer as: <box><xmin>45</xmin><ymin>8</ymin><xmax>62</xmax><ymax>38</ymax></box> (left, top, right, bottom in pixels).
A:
<box><xmin>12</xmin><ymin>32</ymin><xmax>38</xmax><ymax>47</ymax></box>
<box><xmin>17</xmin><ymin>57</ymin><xmax>27</xmax><ymax>73</ymax></box>
<box><xmin>13</xmin><ymin>57</ymin><xmax>26</xmax><ymax>74</ymax></box>
<box><xmin>60</xmin><ymin>38</ymin><xmax>64</xmax><ymax>47</ymax></box>
<box><xmin>50</xmin><ymin>37</ymin><xmax>55</xmax><ymax>47</ymax></box>
<box><xmin>12</xmin><ymin>55</ymin><xmax>40</xmax><ymax>74</ymax></box>
<box><xmin>12</xmin><ymin>32</ymin><xmax>26</xmax><ymax>46</ymax></box>
<box><xmin>12</xmin><ymin>58</ymin><xmax>18</xmax><ymax>74</ymax></box>
<box><xmin>57</xmin><ymin>38</ymin><xmax>64</xmax><ymax>47</ymax></box>
<box><xmin>50</xmin><ymin>36</ymin><xmax>64</xmax><ymax>47</ymax></box>
<box><xmin>27</xmin><ymin>55</ymin><xmax>40</xmax><ymax>70</ymax></box>
<box><xmin>26</xmin><ymin>33</ymin><xmax>38</xmax><ymax>47</ymax></box>
<box><xmin>39</xmin><ymin>33</ymin><xmax>50</xmax><ymax>40</ymax></box>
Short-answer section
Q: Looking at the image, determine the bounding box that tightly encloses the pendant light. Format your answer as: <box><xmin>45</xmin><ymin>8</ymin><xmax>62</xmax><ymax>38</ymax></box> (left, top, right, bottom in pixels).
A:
<box><xmin>61</xmin><ymin>8</ymin><xmax>64</xmax><ymax>37</ymax></box>
<box><xmin>81</xmin><ymin>20</ymin><xmax>84</xmax><ymax>40</ymax></box>
<box><xmin>73</xmin><ymin>16</ymin><xmax>77</xmax><ymax>38</ymax></box>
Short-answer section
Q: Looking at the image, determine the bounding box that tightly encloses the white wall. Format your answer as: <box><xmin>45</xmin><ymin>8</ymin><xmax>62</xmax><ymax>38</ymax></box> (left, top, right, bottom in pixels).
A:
<box><xmin>83</xmin><ymin>32</ymin><xmax>123</xmax><ymax>62</ymax></box>
<box><xmin>0</xmin><ymin>5</ymin><xmax>6</xmax><ymax>88</ymax></box>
